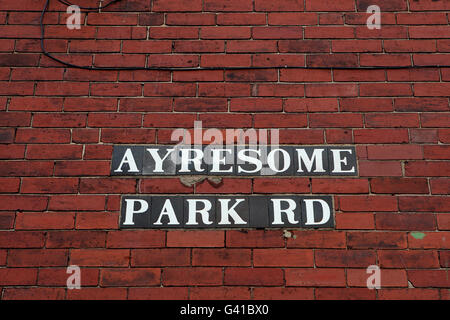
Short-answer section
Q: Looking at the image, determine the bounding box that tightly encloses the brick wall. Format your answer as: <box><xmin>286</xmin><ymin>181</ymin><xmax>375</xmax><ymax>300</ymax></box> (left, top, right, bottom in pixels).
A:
<box><xmin>0</xmin><ymin>0</ymin><xmax>449</xmax><ymax>300</ymax></box>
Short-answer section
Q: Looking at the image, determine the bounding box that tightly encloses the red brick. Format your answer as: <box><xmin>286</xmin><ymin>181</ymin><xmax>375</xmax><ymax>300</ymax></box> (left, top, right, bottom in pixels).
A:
<box><xmin>144</xmin><ymin>83</ymin><xmax>196</xmax><ymax>97</ymax></box>
<box><xmin>279</xmin><ymin>129</ymin><xmax>324</xmax><ymax>144</ymax></box>
<box><xmin>356</xmin><ymin>26</ymin><xmax>407</xmax><ymax>39</ymax></box>
<box><xmin>76</xmin><ymin>212</ymin><xmax>119</xmax><ymax>229</ymax></box>
<box><xmin>79</xmin><ymin>178</ymin><xmax>136</xmax><ymax>194</ymax></box>
<box><xmin>190</xmin><ymin>287</ymin><xmax>251</xmax><ymax>300</ymax></box>
<box><xmin>88</xmin><ymin>113</ymin><xmax>141</xmax><ymax>128</ymax></box>
<box><xmin>326</xmin><ymin>129</ymin><xmax>353</xmax><ymax>143</ymax></box>
<box><xmin>0</xmin><ymin>161</ymin><xmax>53</xmax><ymax>176</ymax></box>
<box><xmin>26</xmin><ymin>144</ymin><xmax>82</xmax><ymax>160</ymax></box>
<box><xmin>281</xmin><ymin>69</ymin><xmax>331</xmax><ymax>82</ymax></box>
<box><xmin>174</xmin><ymin>98</ymin><xmax>227</xmax><ymax>112</ymax></box>
<box><xmin>227</xmin><ymin>40</ymin><xmax>277</xmax><ymax>53</ymax></box>
<box><xmin>254</xmin><ymin>178</ymin><xmax>310</xmax><ymax>194</ymax></box>
<box><xmin>0</xmin><ymin>268</ymin><xmax>37</xmax><ymax>285</ymax></box>
<box><xmin>254</xmin><ymin>249</ymin><xmax>313</xmax><ymax>267</ymax></box>
<box><xmin>196</xmin><ymin>178</ymin><xmax>252</xmax><ymax>194</ymax></box>
<box><xmin>405</xmin><ymin>161</ymin><xmax>450</xmax><ymax>177</ymax></box>
<box><xmin>347</xmin><ymin>232</ymin><xmax>407</xmax><ymax>249</ymax></box>
<box><xmin>340</xmin><ymin>98</ymin><xmax>393</xmax><ymax>112</ymax></box>
<box><xmin>334</xmin><ymin>69</ymin><xmax>385</xmax><ymax>82</ymax></box>
<box><xmin>347</xmin><ymin>269</ymin><xmax>407</xmax><ymax>287</ymax></box>
<box><xmin>0</xmin><ymin>212</ymin><xmax>15</xmax><ymax>229</ymax></box>
<box><xmin>316</xmin><ymin>288</ymin><xmax>376</xmax><ymax>300</ymax></box>
<box><xmin>378</xmin><ymin>289</ymin><xmax>440</xmax><ymax>300</ymax></box>
<box><xmin>140</xmin><ymin>178</ymin><xmax>193</xmax><ymax>194</ymax></box>
<box><xmin>65</xmin><ymin>98</ymin><xmax>117</xmax><ymax>112</ymax></box>
<box><xmin>54</xmin><ymin>161</ymin><xmax>110</xmax><ymax>176</ymax></box>
<box><xmin>173</xmin><ymin>70</ymin><xmax>223</xmax><ymax>82</ymax></box>
<box><xmin>217</xmin><ymin>13</ymin><xmax>265</xmax><ymax>25</ymax></box>
<box><xmin>166</xmin><ymin>13</ymin><xmax>214</xmax><ymax>26</ymax></box>
<box><xmin>70</xmin><ymin>249</ymin><xmax>129</xmax><ymax>267</ymax></box>
<box><xmin>335</xmin><ymin>213</ymin><xmax>375</xmax><ymax>230</ymax></box>
<box><xmin>0</xmin><ymin>112</ymin><xmax>31</xmax><ymax>126</ymax></box>
<box><xmin>399</xmin><ymin>196</ymin><xmax>450</xmax><ymax>212</ymax></box>
<box><xmin>438</xmin><ymin>129</ymin><xmax>450</xmax><ymax>142</ymax></box>
<box><xmin>285</xmin><ymin>98</ymin><xmax>339</xmax><ymax>112</ymax></box>
<box><xmin>7</xmin><ymin>249</ymin><xmax>67</xmax><ymax>267</ymax></box>
<box><xmin>410</xmin><ymin>26</ymin><xmax>450</xmax><ymax>39</ymax></box>
<box><xmin>21</xmin><ymin>178</ymin><xmax>78</xmax><ymax>194</ymax></box>
<box><xmin>201</xmin><ymin>54</ymin><xmax>251</xmax><ymax>67</ymax></box>
<box><xmin>332</xmin><ymin>40</ymin><xmax>382</xmax><ymax>52</ymax></box>
<box><xmin>415</xmin><ymin>84</ymin><xmax>450</xmax><ymax>97</ymax></box>
<box><xmin>48</xmin><ymin>195</ymin><xmax>105</xmax><ymax>211</ymax></box>
<box><xmin>424</xmin><ymin>146</ymin><xmax>450</xmax><ymax>160</ymax></box>
<box><xmin>107</xmin><ymin>230</ymin><xmax>165</xmax><ymax>248</ymax></box>
<box><xmin>395</xmin><ymin>97</ymin><xmax>447</xmax><ymax>111</ymax></box>
<box><xmin>287</xmin><ymin>231</ymin><xmax>346</xmax><ymax>249</ymax></box>
<box><xmin>15</xmin><ymin>212</ymin><xmax>74</xmax><ymax>230</ymax></box>
<box><xmin>164</xmin><ymin>267</ymin><xmax>222</xmax><ymax>286</ymax></box>
<box><xmin>315</xmin><ymin>249</ymin><xmax>376</xmax><ymax>267</ymax></box>
<box><xmin>225</xmin><ymin>268</ymin><xmax>283</xmax><ymax>286</ymax></box>
<box><xmin>360</xmin><ymin>83</ymin><xmax>412</xmax><ymax>97</ymax></box>
<box><xmin>227</xmin><ymin>230</ymin><xmax>284</xmax><ymax>248</ymax></box>
<box><xmin>230</xmin><ymin>98</ymin><xmax>282</xmax><ymax>111</ymax></box>
<box><xmin>370</xmin><ymin>178</ymin><xmax>429</xmax><ymax>194</ymax></box>
<box><xmin>431</xmin><ymin>179</ymin><xmax>450</xmax><ymax>195</ymax></box>
<box><xmin>199</xmin><ymin>113</ymin><xmax>252</xmax><ymax>127</ymax></box>
<box><xmin>2</xmin><ymin>288</ymin><xmax>65</xmax><ymax>300</ymax></box>
<box><xmin>437</xmin><ymin>215</ymin><xmax>450</xmax><ymax>231</ymax></box>
<box><xmin>312</xmin><ymin>179</ymin><xmax>368</xmax><ymax>194</ymax></box>
<box><xmin>101</xmin><ymin>268</ymin><xmax>160</xmax><ymax>286</ymax></box>
<box><xmin>367</xmin><ymin>145</ymin><xmax>422</xmax><ymax>160</ymax></box>
<box><xmin>286</xmin><ymin>268</ymin><xmax>346</xmax><ymax>287</ymax></box>
<box><xmin>32</xmin><ymin>113</ymin><xmax>86</xmax><ymax>128</ymax></box>
<box><xmin>279</xmin><ymin>40</ymin><xmax>329</xmax><ymax>53</ymax></box>
<box><xmin>132</xmin><ymin>249</ymin><xmax>190</xmax><ymax>267</ymax></box>
<box><xmin>192</xmin><ymin>249</ymin><xmax>251</xmax><ymax>266</ymax></box>
<box><xmin>253</xmin><ymin>27</ymin><xmax>301</xmax><ymax>40</ymax></box>
<box><xmin>376</xmin><ymin>213</ymin><xmax>436</xmax><ymax>231</ymax></box>
<box><xmin>200</xmin><ymin>83</ymin><xmax>251</xmax><ymax>97</ymax></box>
<box><xmin>129</xmin><ymin>287</ymin><xmax>189</xmax><ymax>300</ymax></box>
<box><xmin>67</xmin><ymin>288</ymin><xmax>127</xmax><ymax>300</ymax></box>
<box><xmin>306</xmin><ymin>0</ymin><xmax>354</xmax><ymax>11</ymax></box>
<box><xmin>411</xmin><ymin>129</ymin><xmax>438</xmax><ymax>143</ymax></box>
<box><xmin>397</xmin><ymin>12</ymin><xmax>448</xmax><ymax>24</ymax></box>
<box><xmin>46</xmin><ymin>231</ymin><xmax>106</xmax><ymax>248</ymax></box>
<box><xmin>0</xmin><ymin>195</ymin><xmax>48</xmax><ymax>211</ymax></box>
<box><xmin>253</xmin><ymin>287</ymin><xmax>314</xmax><ymax>300</ymax></box>
<box><xmin>168</xmin><ymin>230</ymin><xmax>224</xmax><ymax>247</ymax></box>
<box><xmin>0</xmin><ymin>178</ymin><xmax>20</xmax><ymax>193</ymax></box>
<box><xmin>310</xmin><ymin>113</ymin><xmax>363</xmax><ymax>127</ymax></box>
<box><xmin>407</xmin><ymin>270</ymin><xmax>450</xmax><ymax>288</ymax></box>
<box><xmin>366</xmin><ymin>113</ymin><xmax>420</xmax><ymax>127</ymax></box>
<box><xmin>72</xmin><ymin>129</ymin><xmax>99</xmax><ymax>144</ymax></box>
<box><xmin>101</xmin><ymin>129</ymin><xmax>156</xmax><ymax>144</ymax></box>
<box><xmin>35</xmin><ymin>267</ymin><xmax>92</xmax><ymax>286</ymax></box>
<box><xmin>440</xmin><ymin>250</ymin><xmax>450</xmax><ymax>268</ymax></box>
<box><xmin>306</xmin><ymin>84</ymin><xmax>358</xmax><ymax>98</ymax></box>
<box><xmin>339</xmin><ymin>196</ymin><xmax>398</xmax><ymax>212</ymax></box>
<box><xmin>408</xmin><ymin>232</ymin><xmax>450</xmax><ymax>249</ymax></box>
<box><xmin>378</xmin><ymin>250</ymin><xmax>439</xmax><ymax>268</ymax></box>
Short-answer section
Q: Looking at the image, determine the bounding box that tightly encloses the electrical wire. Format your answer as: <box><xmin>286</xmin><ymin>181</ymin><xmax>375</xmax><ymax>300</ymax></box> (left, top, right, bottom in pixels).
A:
<box><xmin>40</xmin><ymin>0</ymin><xmax>450</xmax><ymax>71</ymax></box>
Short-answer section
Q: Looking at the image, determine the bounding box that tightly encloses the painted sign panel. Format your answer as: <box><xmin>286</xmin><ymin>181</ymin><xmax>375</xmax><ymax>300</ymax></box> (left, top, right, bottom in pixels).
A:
<box><xmin>120</xmin><ymin>196</ymin><xmax>334</xmax><ymax>229</ymax></box>
<box><xmin>111</xmin><ymin>145</ymin><xmax>358</xmax><ymax>176</ymax></box>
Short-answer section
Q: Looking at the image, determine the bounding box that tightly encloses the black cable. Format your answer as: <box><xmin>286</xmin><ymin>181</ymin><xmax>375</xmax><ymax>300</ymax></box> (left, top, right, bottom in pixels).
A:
<box><xmin>56</xmin><ymin>0</ymin><xmax>120</xmax><ymax>10</ymax></box>
<box><xmin>40</xmin><ymin>0</ymin><xmax>450</xmax><ymax>71</ymax></box>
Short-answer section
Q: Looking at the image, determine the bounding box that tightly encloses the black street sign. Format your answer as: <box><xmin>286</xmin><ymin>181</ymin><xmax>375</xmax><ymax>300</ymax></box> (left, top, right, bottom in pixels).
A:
<box><xmin>120</xmin><ymin>195</ymin><xmax>334</xmax><ymax>229</ymax></box>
